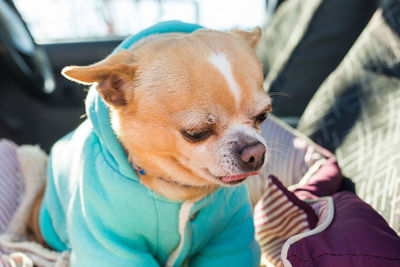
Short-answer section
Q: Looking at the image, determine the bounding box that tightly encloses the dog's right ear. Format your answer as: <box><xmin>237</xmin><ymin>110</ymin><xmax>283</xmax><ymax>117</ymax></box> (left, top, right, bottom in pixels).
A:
<box><xmin>62</xmin><ymin>50</ymin><xmax>137</xmax><ymax>107</ymax></box>
<box><xmin>231</xmin><ymin>27</ymin><xmax>262</xmax><ymax>49</ymax></box>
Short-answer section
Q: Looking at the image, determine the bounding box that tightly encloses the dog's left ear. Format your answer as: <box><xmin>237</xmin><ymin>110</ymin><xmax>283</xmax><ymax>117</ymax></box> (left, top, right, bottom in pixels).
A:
<box><xmin>62</xmin><ymin>50</ymin><xmax>137</xmax><ymax>107</ymax></box>
<box><xmin>231</xmin><ymin>27</ymin><xmax>262</xmax><ymax>48</ymax></box>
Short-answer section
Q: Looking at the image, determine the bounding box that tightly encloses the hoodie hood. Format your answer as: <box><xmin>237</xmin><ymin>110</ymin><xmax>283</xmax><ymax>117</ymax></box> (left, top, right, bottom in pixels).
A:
<box><xmin>84</xmin><ymin>21</ymin><xmax>203</xmax><ymax>179</ymax></box>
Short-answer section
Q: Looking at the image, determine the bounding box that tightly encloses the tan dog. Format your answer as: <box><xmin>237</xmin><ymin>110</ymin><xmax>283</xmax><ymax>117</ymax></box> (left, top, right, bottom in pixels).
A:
<box><xmin>28</xmin><ymin>23</ymin><xmax>271</xmax><ymax>266</ymax></box>
<box><xmin>62</xmin><ymin>28</ymin><xmax>271</xmax><ymax>200</ymax></box>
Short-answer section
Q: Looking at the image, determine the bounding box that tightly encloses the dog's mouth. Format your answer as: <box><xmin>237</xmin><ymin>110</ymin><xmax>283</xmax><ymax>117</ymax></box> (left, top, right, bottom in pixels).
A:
<box><xmin>204</xmin><ymin>169</ymin><xmax>259</xmax><ymax>185</ymax></box>
<box><xmin>217</xmin><ymin>172</ymin><xmax>259</xmax><ymax>185</ymax></box>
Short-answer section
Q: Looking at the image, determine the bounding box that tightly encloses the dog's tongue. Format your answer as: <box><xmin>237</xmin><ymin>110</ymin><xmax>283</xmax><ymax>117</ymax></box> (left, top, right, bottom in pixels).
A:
<box><xmin>222</xmin><ymin>172</ymin><xmax>258</xmax><ymax>182</ymax></box>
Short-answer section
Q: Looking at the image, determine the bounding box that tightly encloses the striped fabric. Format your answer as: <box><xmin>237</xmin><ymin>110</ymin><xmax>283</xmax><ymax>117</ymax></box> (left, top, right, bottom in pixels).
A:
<box><xmin>0</xmin><ymin>258</ymin><xmax>8</xmax><ymax>267</ymax></box>
<box><xmin>261</xmin><ymin>115</ymin><xmax>329</xmax><ymax>188</ymax></box>
<box><xmin>0</xmin><ymin>140</ymin><xmax>20</xmax><ymax>233</ymax></box>
<box><xmin>254</xmin><ymin>175</ymin><xmax>317</xmax><ymax>266</ymax></box>
<box><xmin>248</xmin><ymin>115</ymin><xmax>332</xmax><ymax>208</ymax></box>
<box><xmin>0</xmin><ymin>255</ymin><xmax>8</xmax><ymax>267</ymax></box>
<box><xmin>0</xmin><ymin>139</ymin><xmax>21</xmax><ymax>267</ymax></box>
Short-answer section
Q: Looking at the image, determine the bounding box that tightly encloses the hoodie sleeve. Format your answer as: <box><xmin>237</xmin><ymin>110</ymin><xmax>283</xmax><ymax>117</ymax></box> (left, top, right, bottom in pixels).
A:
<box><xmin>66</xmin><ymin>173</ymin><xmax>162</xmax><ymax>267</ymax></box>
<box><xmin>188</xmin><ymin>192</ymin><xmax>260</xmax><ymax>267</ymax></box>
<box><xmin>68</xmin><ymin>201</ymin><xmax>161</xmax><ymax>267</ymax></box>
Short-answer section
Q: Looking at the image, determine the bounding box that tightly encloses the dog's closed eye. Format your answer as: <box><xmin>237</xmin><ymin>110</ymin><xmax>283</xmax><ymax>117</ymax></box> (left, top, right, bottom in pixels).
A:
<box><xmin>254</xmin><ymin>112</ymin><xmax>268</xmax><ymax>123</ymax></box>
<box><xmin>253</xmin><ymin>105</ymin><xmax>272</xmax><ymax>124</ymax></box>
<box><xmin>181</xmin><ymin>129</ymin><xmax>213</xmax><ymax>143</ymax></box>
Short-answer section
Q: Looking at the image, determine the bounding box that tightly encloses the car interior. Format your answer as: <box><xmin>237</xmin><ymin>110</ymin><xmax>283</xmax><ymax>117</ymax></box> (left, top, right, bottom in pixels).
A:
<box><xmin>0</xmin><ymin>0</ymin><xmax>126</xmax><ymax>150</ymax></box>
<box><xmin>0</xmin><ymin>0</ymin><xmax>399</xmax><ymax>265</ymax></box>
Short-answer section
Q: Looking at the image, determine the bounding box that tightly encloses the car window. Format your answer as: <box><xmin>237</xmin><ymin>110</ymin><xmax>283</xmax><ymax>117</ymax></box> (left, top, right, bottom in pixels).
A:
<box><xmin>13</xmin><ymin>0</ymin><xmax>266</xmax><ymax>44</ymax></box>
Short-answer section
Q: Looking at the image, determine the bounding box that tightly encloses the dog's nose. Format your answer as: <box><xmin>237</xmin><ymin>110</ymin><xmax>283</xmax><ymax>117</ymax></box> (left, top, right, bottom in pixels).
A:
<box><xmin>239</xmin><ymin>142</ymin><xmax>266</xmax><ymax>170</ymax></box>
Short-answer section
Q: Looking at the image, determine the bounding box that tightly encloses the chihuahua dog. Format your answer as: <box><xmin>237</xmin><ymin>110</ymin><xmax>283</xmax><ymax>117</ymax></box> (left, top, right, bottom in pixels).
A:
<box><xmin>28</xmin><ymin>21</ymin><xmax>271</xmax><ymax>266</ymax></box>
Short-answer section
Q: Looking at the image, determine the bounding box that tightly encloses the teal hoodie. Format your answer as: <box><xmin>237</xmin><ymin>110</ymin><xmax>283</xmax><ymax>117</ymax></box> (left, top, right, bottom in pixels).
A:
<box><xmin>39</xmin><ymin>21</ymin><xmax>260</xmax><ymax>267</ymax></box>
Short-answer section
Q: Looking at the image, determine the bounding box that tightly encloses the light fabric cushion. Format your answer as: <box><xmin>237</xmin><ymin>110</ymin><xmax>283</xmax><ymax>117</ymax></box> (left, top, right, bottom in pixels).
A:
<box><xmin>256</xmin><ymin>0</ymin><xmax>376</xmax><ymax>117</ymax></box>
<box><xmin>297</xmin><ymin>1</ymin><xmax>400</xmax><ymax>234</ymax></box>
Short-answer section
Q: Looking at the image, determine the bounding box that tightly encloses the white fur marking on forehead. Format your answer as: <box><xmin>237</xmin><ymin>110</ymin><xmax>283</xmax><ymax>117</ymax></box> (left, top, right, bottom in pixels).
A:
<box><xmin>208</xmin><ymin>52</ymin><xmax>241</xmax><ymax>107</ymax></box>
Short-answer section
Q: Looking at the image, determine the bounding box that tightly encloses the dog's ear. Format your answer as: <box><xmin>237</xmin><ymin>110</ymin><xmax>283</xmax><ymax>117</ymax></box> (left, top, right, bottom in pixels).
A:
<box><xmin>231</xmin><ymin>27</ymin><xmax>262</xmax><ymax>48</ymax></box>
<box><xmin>62</xmin><ymin>50</ymin><xmax>136</xmax><ymax>107</ymax></box>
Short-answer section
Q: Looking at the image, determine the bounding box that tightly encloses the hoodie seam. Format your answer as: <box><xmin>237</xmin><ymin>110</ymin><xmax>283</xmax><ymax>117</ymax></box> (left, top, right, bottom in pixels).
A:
<box><xmin>95</xmin><ymin>134</ymin><xmax>140</xmax><ymax>184</ymax></box>
<box><xmin>153</xmin><ymin>196</ymin><xmax>161</xmax><ymax>261</ymax></box>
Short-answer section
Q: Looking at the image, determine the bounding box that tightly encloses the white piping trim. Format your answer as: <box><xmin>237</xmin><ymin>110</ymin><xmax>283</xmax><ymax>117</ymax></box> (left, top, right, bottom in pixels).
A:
<box><xmin>281</xmin><ymin>196</ymin><xmax>335</xmax><ymax>267</ymax></box>
<box><xmin>288</xmin><ymin>158</ymin><xmax>327</xmax><ymax>191</ymax></box>
<box><xmin>165</xmin><ymin>200</ymin><xmax>195</xmax><ymax>267</ymax></box>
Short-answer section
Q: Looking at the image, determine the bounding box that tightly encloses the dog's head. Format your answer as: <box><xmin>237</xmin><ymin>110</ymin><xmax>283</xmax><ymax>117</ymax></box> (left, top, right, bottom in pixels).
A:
<box><xmin>62</xmin><ymin>27</ymin><xmax>271</xmax><ymax>199</ymax></box>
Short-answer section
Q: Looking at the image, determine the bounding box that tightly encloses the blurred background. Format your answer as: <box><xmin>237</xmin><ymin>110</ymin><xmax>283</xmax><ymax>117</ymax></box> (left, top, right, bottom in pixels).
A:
<box><xmin>0</xmin><ymin>0</ymin><xmax>273</xmax><ymax>150</ymax></box>
<box><xmin>13</xmin><ymin>0</ymin><xmax>267</xmax><ymax>43</ymax></box>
